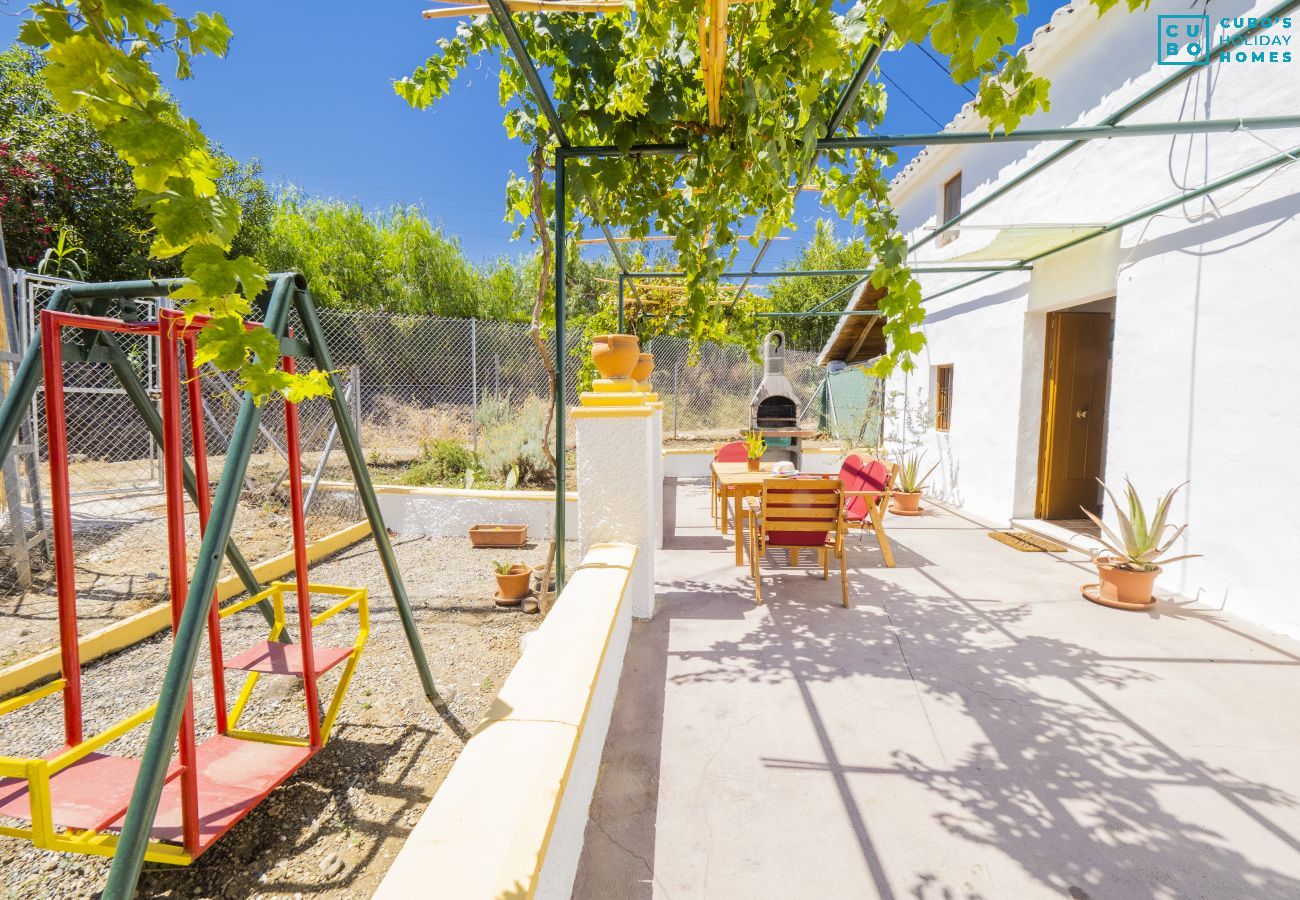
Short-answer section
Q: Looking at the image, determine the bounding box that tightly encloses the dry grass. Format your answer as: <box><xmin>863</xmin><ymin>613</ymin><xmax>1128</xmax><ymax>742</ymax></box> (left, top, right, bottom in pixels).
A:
<box><xmin>361</xmin><ymin>397</ymin><xmax>471</xmax><ymax>455</ymax></box>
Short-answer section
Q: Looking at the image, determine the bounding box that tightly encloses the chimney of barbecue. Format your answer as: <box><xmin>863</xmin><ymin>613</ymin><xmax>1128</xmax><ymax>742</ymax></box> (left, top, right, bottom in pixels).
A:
<box><xmin>750</xmin><ymin>330</ymin><xmax>800</xmax><ymax>429</ymax></box>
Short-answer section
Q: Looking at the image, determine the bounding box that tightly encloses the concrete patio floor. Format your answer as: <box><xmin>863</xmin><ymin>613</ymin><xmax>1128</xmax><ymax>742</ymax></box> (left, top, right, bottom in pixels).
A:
<box><xmin>573</xmin><ymin>478</ymin><xmax>1300</xmax><ymax>899</ymax></box>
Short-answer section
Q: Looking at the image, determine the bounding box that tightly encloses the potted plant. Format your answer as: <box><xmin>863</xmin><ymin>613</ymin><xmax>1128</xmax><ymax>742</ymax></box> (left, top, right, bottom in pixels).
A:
<box><xmin>743</xmin><ymin>430</ymin><xmax>767</xmax><ymax>472</ymax></box>
<box><xmin>891</xmin><ymin>449</ymin><xmax>938</xmax><ymax>515</ymax></box>
<box><xmin>1080</xmin><ymin>479</ymin><xmax>1198</xmax><ymax>610</ymax></box>
<box><xmin>492</xmin><ymin>559</ymin><xmax>531</xmax><ymax>605</ymax></box>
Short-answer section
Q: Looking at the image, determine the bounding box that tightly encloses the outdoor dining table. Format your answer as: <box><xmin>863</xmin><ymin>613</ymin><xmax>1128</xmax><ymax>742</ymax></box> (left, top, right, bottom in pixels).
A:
<box><xmin>712</xmin><ymin>460</ymin><xmax>773</xmax><ymax>565</ymax></box>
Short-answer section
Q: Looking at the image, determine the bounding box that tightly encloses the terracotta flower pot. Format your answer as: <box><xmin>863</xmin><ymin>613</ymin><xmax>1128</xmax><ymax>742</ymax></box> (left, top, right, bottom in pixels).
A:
<box><xmin>747</xmin><ymin>457</ymin><xmax>760</xmax><ymax>472</ymax></box>
<box><xmin>892</xmin><ymin>491</ymin><xmax>922</xmax><ymax>513</ymax></box>
<box><xmin>630</xmin><ymin>352</ymin><xmax>654</xmax><ymax>383</ymax></box>
<box><xmin>494</xmin><ymin>564</ymin><xmax>532</xmax><ymax>601</ymax></box>
<box><xmin>590</xmin><ymin>334</ymin><xmax>640</xmax><ymax>379</ymax></box>
<box><xmin>1096</xmin><ymin>558</ymin><xmax>1159</xmax><ymax>607</ymax></box>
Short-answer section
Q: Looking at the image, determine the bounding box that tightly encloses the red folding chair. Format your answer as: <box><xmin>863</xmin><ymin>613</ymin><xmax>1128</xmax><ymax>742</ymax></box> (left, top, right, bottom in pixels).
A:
<box><xmin>711</xmin><ymin>440</ymin><xmax>748</xmax><ymax>524</ymax></box>
<box><xmin>838</xmin><ymin>454</ymin><xmax>897</xmax><ymax>567</ymax></box>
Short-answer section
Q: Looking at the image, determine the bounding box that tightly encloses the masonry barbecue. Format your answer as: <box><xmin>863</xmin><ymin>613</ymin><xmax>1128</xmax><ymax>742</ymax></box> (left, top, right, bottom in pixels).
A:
<box><xmin>749</xmin><ymin>331</ymin><xmax>813</xmax><ymax>468</ymax></box>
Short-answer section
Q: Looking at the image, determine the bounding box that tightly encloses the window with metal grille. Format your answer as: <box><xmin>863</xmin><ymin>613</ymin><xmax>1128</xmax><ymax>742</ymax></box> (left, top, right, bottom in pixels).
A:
<box><xmin>934</xmin><ymin>365</ymin><xmax>953</xmax><ymax>431</ymax></box>
<box><xmin>938</xmin><ymin>173</ymin><xmax>962</xmax><ymax>247</ymax></box>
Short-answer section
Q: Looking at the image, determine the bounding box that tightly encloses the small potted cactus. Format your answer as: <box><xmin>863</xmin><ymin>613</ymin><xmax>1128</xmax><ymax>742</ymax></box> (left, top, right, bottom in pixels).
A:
<box><xmin>743</xmin><ymin>430</ymin><xmax>767</xmax><ymax>472</ymax></box>
<box><xmin>1080</xmin><ymin>479</ymin><xmax>1199</xmax><ymax>610</ymax></box>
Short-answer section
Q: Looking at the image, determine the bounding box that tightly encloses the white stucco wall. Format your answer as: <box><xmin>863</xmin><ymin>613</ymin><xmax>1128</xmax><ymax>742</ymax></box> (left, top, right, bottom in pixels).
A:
<box><xmin>662</xmin><ymin>447</ymin><xmax>846</xmax><ymax>478</ymax></box>
<box><xmin>312</xmin><ymin>481</ymin><xmax>578</xmax><ymax>540</ymax></box>
<box><xmin>575</xmin><ymin>412</ymin><xmax>658</xmax><ymax>618</ymax></box>
<box><xmin>533</xmin><ymin>556</ymin><xmax>633</xmax><ymax>897</ymax></box>
<box><xmin>375</xmin><ymin>543</ymin><xmax>637</xmax><ymax>900</ymax></box>
<box><xmin>878</xmin><ymin>0</ymin><xmax>1300</xmax><ymax>636</ymax></box>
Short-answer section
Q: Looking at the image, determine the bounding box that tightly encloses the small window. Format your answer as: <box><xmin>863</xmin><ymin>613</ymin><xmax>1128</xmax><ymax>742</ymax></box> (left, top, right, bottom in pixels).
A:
<box><xmin>938</xmin><ymin>172</ymin><xmax>962</xmax><ymax>247</ymax></box>
<box><xmin>934</xmin><ymin>365</ymin><xmax>954</xmax><ymax>431</ymax></box>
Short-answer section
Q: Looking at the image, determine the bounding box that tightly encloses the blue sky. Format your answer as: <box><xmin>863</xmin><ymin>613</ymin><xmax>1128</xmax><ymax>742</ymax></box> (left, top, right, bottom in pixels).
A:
<box><xmin>0</xmin><ymin>1</ymin><xmax>1059</xmax><ymax>268</ymax></box>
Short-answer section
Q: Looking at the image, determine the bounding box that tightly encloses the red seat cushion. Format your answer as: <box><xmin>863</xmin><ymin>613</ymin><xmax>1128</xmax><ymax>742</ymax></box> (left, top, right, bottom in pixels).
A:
<box><xmin>767</xmin><ymin>528</ymin><xmax>830</xmax><ymax>547</ymax></box>
<box><xmin>715</xmin><ymin>441</ymin><xmax>748</xmax><ymax>463</ymax></box>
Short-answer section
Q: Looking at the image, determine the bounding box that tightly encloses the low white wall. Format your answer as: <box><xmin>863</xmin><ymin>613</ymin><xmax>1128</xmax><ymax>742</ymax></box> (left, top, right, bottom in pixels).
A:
<box><xmin>662</xmin><ymin>450</ymin><xmax>714</xmax><ymax>478</ymax></box>
<box><xmin>374</xmin><ymin>542</ymin><xmax>637</xmax><ymax>899</ymax></box>
<box><xmin>312</xmin><ymin>481</ymin><xmax>578</xmax><ymax>540</ymax></box>
<box><xmin>661</xmin><ymin>447</ymin><xmax>845</xmax><ymax>478</ymax></box>
<box><xmin>534</xmin><ymin>553</ymin><xmax>633</xmax><ymax>896</ymax></box>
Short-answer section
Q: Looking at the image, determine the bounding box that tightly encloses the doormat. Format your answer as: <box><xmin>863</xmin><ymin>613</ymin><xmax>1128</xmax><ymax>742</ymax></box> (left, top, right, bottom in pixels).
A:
<box><xmin>987</xmin><ymin>530</ymin><xmax>1069</xmax><ymax>553</ymax></box>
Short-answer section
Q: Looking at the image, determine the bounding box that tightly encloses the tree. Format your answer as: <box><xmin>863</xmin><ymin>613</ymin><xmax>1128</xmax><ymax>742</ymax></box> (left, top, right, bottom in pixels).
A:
<box><xmin>0</xmin><ymin>44</ymin><xmax>152</xmax><ymax>278</ymax></box>
<box><xmin>257</xmin><ymin>193</ymin><xmax>538</xmax><ymax>320</ymax></box>
<box><xmin>0</xmin><ymin>44</ymin><xmax>274</xmax><ymax>283</ymax></box>
<box><xmin>14</xmin><ymin>0</ymin><xmax>1144</xmax><ymax>396</ymax></box>
<box><xmin>17</xmin><ymin>4</ymin><xmax>326</xmax><ymax>401</ymax></box>
<box><xmin>398</xmin><ymin>0</ymin><xmax>1141</xmax><ymax>377</ymax></box>
<box><xmin>764</xmin><ymin>219</ymin><xmax>873</xmax><ymax>352</ymax></box>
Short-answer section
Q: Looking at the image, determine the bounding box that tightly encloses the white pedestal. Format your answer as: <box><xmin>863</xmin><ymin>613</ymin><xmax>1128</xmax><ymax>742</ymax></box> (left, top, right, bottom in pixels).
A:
<box><xmin>649</xmin><ymin>402</ymin><xmax>664</xmax><ymax>550</ymax></box>
<box><xmin>574</xmin><ymin>404</ymin><xmax>658</xmax><ymax>619</ymax></box>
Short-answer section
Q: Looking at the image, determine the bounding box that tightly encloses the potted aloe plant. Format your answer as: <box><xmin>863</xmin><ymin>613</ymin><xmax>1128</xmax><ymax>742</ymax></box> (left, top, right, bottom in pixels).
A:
<box><xmin>743</xmin><ymin>430</ymin><xmax>767</xmax><ymax>471</ymax></box>
<box><xmin>891</xmin><ymin>449</ymin><xmax>938</xmax><ymax>515</ymax></box>
<box><xmin>492</xmin><ymin>559</ymin><xmax>531</xmax><ymax>606</ymax></box>
<box><xmin>1080</xmin><ymin>479</ymin><xmax>1199</xmax><ymax>609</ymax></box>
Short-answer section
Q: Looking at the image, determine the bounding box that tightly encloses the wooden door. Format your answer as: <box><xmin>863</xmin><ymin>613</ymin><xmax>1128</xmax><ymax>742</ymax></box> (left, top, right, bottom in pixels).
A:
<box><xmin>1037</xmin><ymin>312</ymin><xmax>1113</xmax><ymax>519</ymax></box>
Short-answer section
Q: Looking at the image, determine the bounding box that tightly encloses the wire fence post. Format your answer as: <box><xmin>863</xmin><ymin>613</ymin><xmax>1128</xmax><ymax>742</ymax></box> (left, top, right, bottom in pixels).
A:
<box><xmin>470</xmin><ymin>317</ymin><xmax>478</xmax><ymax>455</ymax></box>
<box><xmin>672</xmin><ymin>360</ymin><xmax>680</xmax><ymax>439</ymax></box>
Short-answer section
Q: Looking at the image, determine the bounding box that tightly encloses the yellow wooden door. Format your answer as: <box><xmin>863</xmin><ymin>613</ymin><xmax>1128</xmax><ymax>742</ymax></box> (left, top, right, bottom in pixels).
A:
<box><xmin>1037</xmin><ymin>312</ymin><xmax>1113</xmax><ymax>519</ymax></box>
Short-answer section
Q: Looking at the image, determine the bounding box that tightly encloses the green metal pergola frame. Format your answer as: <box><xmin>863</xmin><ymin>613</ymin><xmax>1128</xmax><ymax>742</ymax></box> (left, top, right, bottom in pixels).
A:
<box><xmin>0</xmin><ymin>0</ymin><xmax>1280</xmax><ymax>893</ymax></box>
<box><xmin>477</xmin><ymin>0</ymin><xmax>1300</xmax><ymax>603</ymax></box>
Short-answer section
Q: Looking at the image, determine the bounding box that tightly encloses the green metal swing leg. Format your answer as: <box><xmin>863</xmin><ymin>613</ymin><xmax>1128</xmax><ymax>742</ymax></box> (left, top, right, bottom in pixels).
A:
<box><xmin>290</xmin><ymin>288</ymin><xmax>442</xmax><ymax>706</ymax></box>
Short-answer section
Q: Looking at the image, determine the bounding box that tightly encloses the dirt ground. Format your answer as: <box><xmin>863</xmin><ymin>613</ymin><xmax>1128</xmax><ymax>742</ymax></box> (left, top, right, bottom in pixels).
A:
<box><xmin>0</xmin><ymin>536</ymin><xmax>564</xmax><ymax>900</ymax></box>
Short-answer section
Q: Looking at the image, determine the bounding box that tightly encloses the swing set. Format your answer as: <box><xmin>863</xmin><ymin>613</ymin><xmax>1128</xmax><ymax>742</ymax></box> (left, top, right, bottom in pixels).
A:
<box><xmin>0</xmin><ymin>274</ymin><xmax>437</xmax><ymax>869</ymax></box>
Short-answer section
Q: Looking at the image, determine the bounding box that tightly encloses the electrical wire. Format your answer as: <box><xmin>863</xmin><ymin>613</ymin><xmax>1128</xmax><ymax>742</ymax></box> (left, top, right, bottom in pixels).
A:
<box><xmin>876</xmin><ymin>67</ymin><xmax>946</xmax><ymax>129</ymax></box>
<box><xmin>915</xmin><ymin>43</ymin><xmax>977</xmax><ymax>98</ymax></box>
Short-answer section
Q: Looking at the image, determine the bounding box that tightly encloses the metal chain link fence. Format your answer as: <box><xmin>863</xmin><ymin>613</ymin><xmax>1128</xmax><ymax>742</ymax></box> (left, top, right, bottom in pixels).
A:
<box><xmin>646</xmin><ymin>335</ymin><xmax>822</xmax><ymax>439</ymax></box>
<box><xmin>0</xmin><ymin>270</ymin><xmax>832</xmax><ymax>621</ymax></box>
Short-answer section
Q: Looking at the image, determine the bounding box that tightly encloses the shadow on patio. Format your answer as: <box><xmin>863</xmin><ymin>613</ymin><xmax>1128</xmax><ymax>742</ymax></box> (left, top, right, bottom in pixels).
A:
<box><xmin>574</xmin><ymin>479</ymin><xmax>1300</xmax><ymax>899</ymax></box>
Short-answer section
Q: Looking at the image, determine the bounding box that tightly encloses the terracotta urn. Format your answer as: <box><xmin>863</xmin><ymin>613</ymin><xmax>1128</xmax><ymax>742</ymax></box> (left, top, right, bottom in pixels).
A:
<box><xmin>590</xmin><ymin>334</ymin><xmax>640</xmax><ymax>379</ymax></box>
<box><xmin>1095</xmin><ymin>558</ymin><xmax>1159</xmax><ymax>607</ymax></box>
<box><xmin>892</xmin><ymin>491</ymin><xmax>923</xmax><ymax>513</ymax></box>
<box><xmin>630</xmin><ymin>352</ymin><xmax>654</xmax><ymax>383</ymax></box>
<box><xmin>494</xmin><ymin>563</ymin><xmax>532</xmax><ymax>601</ymax></box>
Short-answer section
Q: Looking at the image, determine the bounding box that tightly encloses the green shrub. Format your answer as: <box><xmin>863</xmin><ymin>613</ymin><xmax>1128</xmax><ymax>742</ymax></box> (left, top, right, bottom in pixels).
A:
<box><xmin>400</xmin><ymin>438</ymin><xmax>475</xmax><ymax>486</ymax></box>
<box><xmin>476</xmin><ymin>397</ymin><xmax>553</xmax><ymax>487</ymax></box>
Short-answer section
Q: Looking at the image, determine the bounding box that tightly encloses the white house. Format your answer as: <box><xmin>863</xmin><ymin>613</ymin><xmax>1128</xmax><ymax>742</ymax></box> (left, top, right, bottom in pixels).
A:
<box><xmin>820</xmin><ymin>0</ymin><xmax>1300</xmax><ymax>637</ymax></box>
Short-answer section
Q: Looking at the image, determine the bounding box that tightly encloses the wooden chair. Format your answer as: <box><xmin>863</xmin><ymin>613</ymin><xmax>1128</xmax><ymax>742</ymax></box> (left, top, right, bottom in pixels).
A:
<box><xmin>711</xmin><ymin>440</ymin><xmax>748</xmax><ymax>524</ymax></box>
<box><xmin>744</xmin><ymin>477</ymin><xmax>849</xmax><ymax>608</ymax></box>
<box><xmin>839</xmin><ymin>454</ymin><xmax>897</xmax><ymax>568</ymax></box>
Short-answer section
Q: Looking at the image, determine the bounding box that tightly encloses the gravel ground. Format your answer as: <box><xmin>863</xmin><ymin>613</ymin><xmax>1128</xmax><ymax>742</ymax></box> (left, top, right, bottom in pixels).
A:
<box><xmin>0</xmin><ymin>535</ymin><xmax>567</xmax><ymax>899</ymax></box>
<box><xmin>0</xmin><ymin>493</ymin><xmax>352</xmax><ymax>670</ymax></box>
